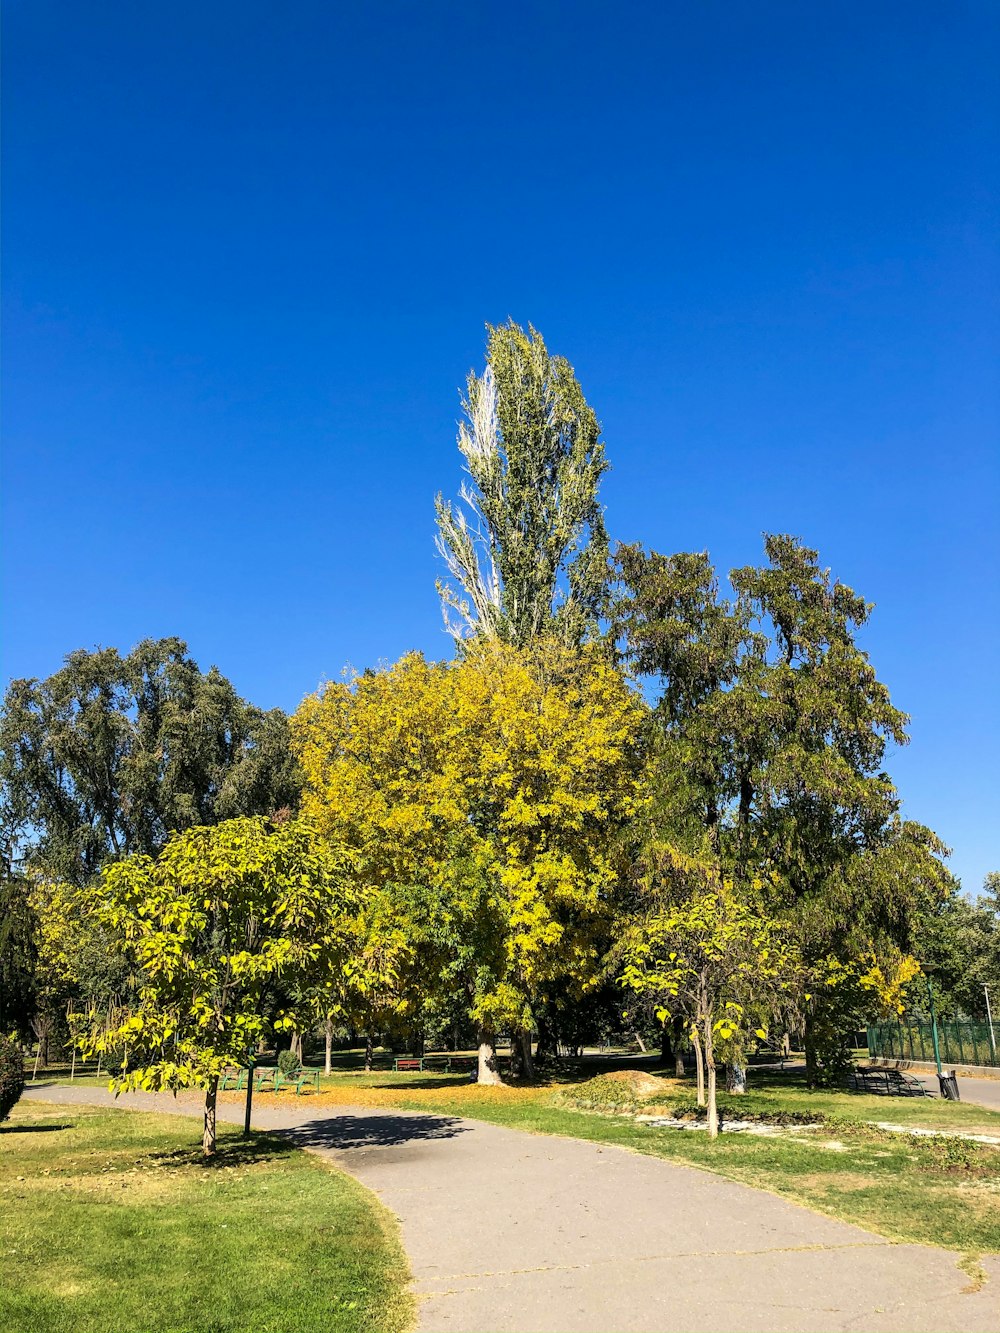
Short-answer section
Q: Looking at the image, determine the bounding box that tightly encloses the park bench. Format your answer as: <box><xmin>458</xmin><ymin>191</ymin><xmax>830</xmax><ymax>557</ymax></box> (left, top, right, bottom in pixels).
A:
<box><xmin>219</xmin><ymin>1067</ymin><xmax>248</xmax><ymax>1091</ymax></box>
<box><xmin>274</xmin><ymin>1066</ymin><xmax>320</xmax><ymax>1095</ymax></box>
<box><xmin>392</xmin><ymin>1055</ymin><xmax>479</xmax><ymax>1073</ymax></box>
<box><xmin>847</xmin><ymin>1066</ymin><xmax>930</xmax><ymax>1097</ymax></box>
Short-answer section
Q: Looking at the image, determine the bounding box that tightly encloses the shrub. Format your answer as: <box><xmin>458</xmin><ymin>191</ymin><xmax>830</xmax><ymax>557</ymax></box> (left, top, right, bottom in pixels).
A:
<box><xmin>0</xmin><ymin>1036</ymin><xmax>25</xmax><ymax>1121</ymax></box>
<box><xmin>662</xmin><ymin>1099</ymin><xmax>823</xmax><ymax>1127</ymax></box>
<box><xmin>277</xmin><ymin>1048</ymin><xmax>300</xmax><ymax>1076</ymax></box>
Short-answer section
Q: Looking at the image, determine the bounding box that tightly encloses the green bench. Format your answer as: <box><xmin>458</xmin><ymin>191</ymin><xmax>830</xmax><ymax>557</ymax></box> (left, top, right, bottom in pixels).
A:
<box><xmin>274</xmin><ymin>1066</ymin><xmax>320</xmax><ymax>1095</ymax></box>
<box><xmin>220</xmin><ymin>1065</ymin><xmax>313</xmax><ymax>1092</ymax></box>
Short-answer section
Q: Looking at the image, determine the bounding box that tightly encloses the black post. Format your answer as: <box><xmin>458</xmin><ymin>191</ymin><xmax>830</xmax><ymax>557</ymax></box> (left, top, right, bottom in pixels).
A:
<box><xmin>243</xmin><ymin>1053</ymin><xmax>256</xmax><ymax>1138</ymax></box>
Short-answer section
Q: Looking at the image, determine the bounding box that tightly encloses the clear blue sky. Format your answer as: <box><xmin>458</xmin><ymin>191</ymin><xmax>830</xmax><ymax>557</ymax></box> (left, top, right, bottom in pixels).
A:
<box><xmin>3</xmin><ymin>3</ymin><xmax>997</xmax><ymax>892</ymax></box>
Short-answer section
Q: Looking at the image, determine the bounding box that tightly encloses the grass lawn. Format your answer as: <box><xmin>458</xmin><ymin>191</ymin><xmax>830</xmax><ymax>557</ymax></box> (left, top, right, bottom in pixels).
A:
<box><xmin>0</xmin><ymin>1100</ymin><xmax>413</xmax><ymax>1333</ymax></box>
<box><xmin>235</xmin><ymin>1059</ymin><xmax>1000</xmax><ymax>1258</ymax></box>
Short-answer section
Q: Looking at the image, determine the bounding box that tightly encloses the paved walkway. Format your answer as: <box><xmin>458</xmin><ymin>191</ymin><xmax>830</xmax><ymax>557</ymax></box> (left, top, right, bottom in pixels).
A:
<box><xmin>22</xmin><ymin>1084</ymin><xmax>1000</xmax><ymax>1333</ymax></box>
<box><xmin>911</xmin><ymin>1071</ymin><xmax>1000</xmax><ymax>1111</ymax></box>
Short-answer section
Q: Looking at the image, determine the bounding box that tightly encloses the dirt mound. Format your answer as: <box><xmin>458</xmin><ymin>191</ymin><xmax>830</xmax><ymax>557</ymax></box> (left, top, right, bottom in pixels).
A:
<box><xmin>560</xmin><ymin>1069</ymin><xmax>669</xmax><ymax>1110</ymax></box>
<box><xmin>596</xmin><ymin>1070</ymin><xmax>665</xmax><ymax>1098</ymax></box>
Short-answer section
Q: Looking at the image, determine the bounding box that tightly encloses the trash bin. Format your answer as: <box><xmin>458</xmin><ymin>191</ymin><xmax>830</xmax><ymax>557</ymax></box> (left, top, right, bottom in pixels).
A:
<box><xmin>939</xmin><ymin>1070</ymin><xmax>961</xmax><ymax>1101</ymax></box>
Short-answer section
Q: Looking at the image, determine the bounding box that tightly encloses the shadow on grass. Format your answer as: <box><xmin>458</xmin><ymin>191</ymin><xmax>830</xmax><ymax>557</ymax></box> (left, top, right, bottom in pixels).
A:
<box><xmin>0</xmin><ymin>1122</ymin><xmax>73</xmax><ymax>1133</ymax></box>
<box><xmin>350</xmin><ymin>1074</ymin><xmax>479</xmax><ymax>1091</ymax></box>
<box><xmin>145</xmin><ymin>1132</ymin><xmax>299</xmax><ymax>1170</ymax></box>
<box><xmin>285</xmin><ymin>1112</ymin><xmax>468</xmax><ymax>1153</ymax></box>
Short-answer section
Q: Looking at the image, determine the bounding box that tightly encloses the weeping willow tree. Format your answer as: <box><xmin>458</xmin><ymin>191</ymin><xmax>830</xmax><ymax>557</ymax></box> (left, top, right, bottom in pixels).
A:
<box><xmin>435</xmin><ymin>321</ymin><xmax>610</xmax><ymax>646</ymax></box>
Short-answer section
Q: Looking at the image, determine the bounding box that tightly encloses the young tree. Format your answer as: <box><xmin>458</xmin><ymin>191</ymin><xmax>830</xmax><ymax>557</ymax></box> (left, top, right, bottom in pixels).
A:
<box><xmin>292</xmin><ymin>644</ymin><xmax>645</xmax><ymax>1082</ymax></box>
<box><xmin>620</xmin><ymin>858</ymin><xmax>800</xmax><ymax>1138</ymax></box>
<box><xmin>85</xmin><ymin>816</ymin><xmax>356</xmax><ymax>1154</ymax></box>
<box><xmin>435</xmin><ymin>321</ymin><xmax>610</xmax><ymax>647</ymax></box>
<box><xmin>1</xmin><ymin>638</ymin><xmax>302</xmax><ymax>885</ymax></box>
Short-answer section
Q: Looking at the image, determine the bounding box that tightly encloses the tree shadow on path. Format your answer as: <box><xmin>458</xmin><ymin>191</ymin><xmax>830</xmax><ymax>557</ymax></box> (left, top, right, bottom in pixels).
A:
<box><xmin>283</xmin><ymin>1112</ymin><xmax>468</xmax><ymax>1153</ymax></box>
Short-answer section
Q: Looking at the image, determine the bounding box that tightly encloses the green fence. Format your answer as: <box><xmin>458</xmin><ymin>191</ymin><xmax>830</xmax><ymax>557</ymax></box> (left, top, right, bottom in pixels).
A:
<box><xmin>868</xmin><ymin>1020</ymin><xmax>999</xmax><ymax>1069</ymax></box>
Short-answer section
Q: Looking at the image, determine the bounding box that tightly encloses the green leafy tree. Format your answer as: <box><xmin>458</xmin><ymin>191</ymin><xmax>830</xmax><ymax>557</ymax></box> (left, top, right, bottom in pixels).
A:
<box><xmin>620</xmin><ymin>854</ymin><xmax>800</xmax><ymax>1138</ymax></box>
<box><xmin>85</xmin><ymin>816</ymin><xmax>356</xmax><ymax>1154</ymax></box>
<box><xmin>435</xmin><ymin>321</ymin><xmax>610</xmax><ymax>647</ymax></box>
<box><xmin>293</xmin><ymin>643</ymin><xmax>645</xmax><ymax>1083</ymax></box>
<box><xmin>1</xmin><ymin>637</ymin><xmax>302</xmax><ymax>886</ymax></box>
<box><xmin>912</xmin><ymin>871</ymin><xmax>1000</xmax><ymax>1021</ymax></box>
<box><xmin>615</xmin><ymin>535</ymin><xmax>941</xmax><ymax>1081</ymax></box>
<box><xmin>0</xmin><ymin>876</ymin><xmax>37</xmax><ymax>1039</ymax></box>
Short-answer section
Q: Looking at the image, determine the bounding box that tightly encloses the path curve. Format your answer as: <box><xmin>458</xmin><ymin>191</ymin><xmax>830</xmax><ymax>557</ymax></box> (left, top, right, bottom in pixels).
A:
<box><xmin>21</xmin><ymin>1084</ymin><xmax>1000</xmax><ymax>1333</ymax></box>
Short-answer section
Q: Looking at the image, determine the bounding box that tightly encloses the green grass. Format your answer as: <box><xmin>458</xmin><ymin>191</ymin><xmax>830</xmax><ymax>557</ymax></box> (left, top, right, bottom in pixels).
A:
<box><xmin>0</xmin><ymin>1100</ymin><xmax>413</xmax><ymax>1333</ymax></box>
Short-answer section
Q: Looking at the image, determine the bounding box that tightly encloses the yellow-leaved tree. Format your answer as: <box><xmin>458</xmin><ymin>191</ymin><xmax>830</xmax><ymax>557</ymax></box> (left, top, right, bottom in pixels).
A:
<box><xmin>292</xmin><ymin>642</ymin><xmax>645</xmax><ymax>1082</ymax></box>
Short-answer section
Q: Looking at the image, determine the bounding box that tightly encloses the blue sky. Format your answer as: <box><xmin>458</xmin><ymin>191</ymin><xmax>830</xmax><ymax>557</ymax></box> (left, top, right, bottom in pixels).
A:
<box><xmin>3</xmin><ymin>2</ymin><xmax>997</xmax><ymax>892</ymax></box>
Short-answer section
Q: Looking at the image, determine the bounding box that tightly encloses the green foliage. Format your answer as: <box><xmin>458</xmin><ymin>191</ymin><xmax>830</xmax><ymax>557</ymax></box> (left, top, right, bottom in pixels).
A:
<box><xmin>84</xmin><ymin>816</ymin><xmax>357</xmax><ymax>1109</ymax></box>
<box><xmin>277</xmin><ymin>1048</ymin><xmax>301</xmax><ymax>1075</ymax></box>
<box><xmin>614</xmin><ymin>534</ymin><xmax>948</xmax><ymax>1083</ymax></box>
<box><xmin>0</xmin><ymin>1034</ymin><xmax>25</xmax><ymax>1120</ymax></box>
<box><xmin>294</xmin><ymin>643</ymin><xmax>645</xmax><ymax>1072</ymax></box>
<box><xmin>1</xmin><ymin>637</ymin><xmax>302</xmax><ymax>885</ymax></box>
<box><xmin>435</xmin><ymin>321</ymin><xmax>609</xmax><ymax>646</ymax></box>
<box><xmin>911</xmin><ymin>872</ymin><xmax>1000</xmax><ymax>1019</ymax></box>
<box><xmin>0</xmin><ymin>877</ymin><xmax>37</xmax><ymax>1038</ymax></box>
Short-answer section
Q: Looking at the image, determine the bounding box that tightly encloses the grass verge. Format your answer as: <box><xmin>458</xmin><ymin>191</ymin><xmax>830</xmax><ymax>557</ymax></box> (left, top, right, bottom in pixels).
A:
<box><xmin>0</xmin><ymin>1100</ymin><xmax>413</xmax><ymax>1333</ymax></box>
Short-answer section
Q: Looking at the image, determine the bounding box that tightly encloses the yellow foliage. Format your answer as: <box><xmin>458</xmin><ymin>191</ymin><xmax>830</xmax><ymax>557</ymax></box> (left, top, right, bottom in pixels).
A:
<box><xmin>292</xmin><ymin>642</ymin><xmax>645</xmax><ymax>1028</ymax></box>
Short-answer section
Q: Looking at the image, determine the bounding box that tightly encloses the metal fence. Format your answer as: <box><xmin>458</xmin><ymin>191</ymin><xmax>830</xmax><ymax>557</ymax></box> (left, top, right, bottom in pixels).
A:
<box><xmin>868</xmin><ymin>1020</ymin><xmax>999</xmax><ymax>1069</ymax></box>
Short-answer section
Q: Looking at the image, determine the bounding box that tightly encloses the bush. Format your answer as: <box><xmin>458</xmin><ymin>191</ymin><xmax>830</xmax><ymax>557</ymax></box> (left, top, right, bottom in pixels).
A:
<box><xmin>663</xmin><ymin>1099</ymin><xmax>824</xmax><ymax>1127</ymax></box>
<box><xmin>277</xmin><ymin>1048</ymin><xmax>300</xmax><ymax>1075</ymax></box>
<box><xmin>0</xmin><ymin>1036</ymin><xmax>25</xmax><ymax>1121</ymax></box>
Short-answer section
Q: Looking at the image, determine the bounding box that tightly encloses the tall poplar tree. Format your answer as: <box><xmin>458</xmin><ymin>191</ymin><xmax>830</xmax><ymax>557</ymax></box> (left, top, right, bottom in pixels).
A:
<box><xmin>435</xmin><ymin>321</ymin><xmax>610</xmax><ymax>647</ymax></box>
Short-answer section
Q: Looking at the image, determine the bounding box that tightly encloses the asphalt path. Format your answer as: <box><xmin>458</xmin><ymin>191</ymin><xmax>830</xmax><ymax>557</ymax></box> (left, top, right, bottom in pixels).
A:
<box><xmin>21</xmin><ymin>1084</ymin><xmax>1000</xmax><ymax>1333</ymax></box>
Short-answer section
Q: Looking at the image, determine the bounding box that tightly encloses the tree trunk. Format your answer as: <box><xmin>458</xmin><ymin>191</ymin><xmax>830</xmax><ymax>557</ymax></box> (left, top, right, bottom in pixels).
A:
<box><xmin>781</xmin><ymin>1031</ymin><xmax>791</xmax><ymax>1057</ymax></box>
<box><xmin>477</xmin><ymin>1029</ymin><xmax>503</xmax><ymax>1085</ymax></box>
<box><xmin>203</xmin><ymin>1078</ymin><xmax>219</xmax><ymax>1156</ymax></box>
<box><xmin>672</xmin><ymin>1015</ymin><xmax>686</xmax><ymax>1077</ymax></box>
<box><xmin>804</xmin><ymin>1011</ymin><xmax>818</xmax><ymax>1088</ymax></box>
<box><xmin>691</xmin><ymin>1026</ymin><xmax>706</xmax><ymax>1106</ymax></box>
<box><xmin>534</xmin><ymin>1015</ymin><xmax>555</xmax><ymax>1067</ymax></box>
<box><xmin>364</xmin><ymin>1032</ymin><xmax>373</xmax><ymax>1072</ymax></box>
<box><xmin>633</xmin><ymin>1031</ymin><xmax>647</xmax><ymax>1053</ymax></box>
<box><xmin>726</xmin><ymin>1062</ymin><xmax>747</xmax><ymax>1093</ymax></box>
<box><xmin>660</xmin><ymin>1021</ymin><xmax>673</xmax><ymax>1069</ymax></box>
<box><xmin>519</xmin><ymin>1030</ymin><xmax>535</xmax><ymax>1080</ymax></box>
<box><xmin>705</xmin><ymin>1020</ymin><xmax>719</xmax><ymax>1140</ymax></box>
<box><xmin>324</xmin><ymin>1019</ymin><xmax>333</xmax><ymax>1076</ymax></box>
